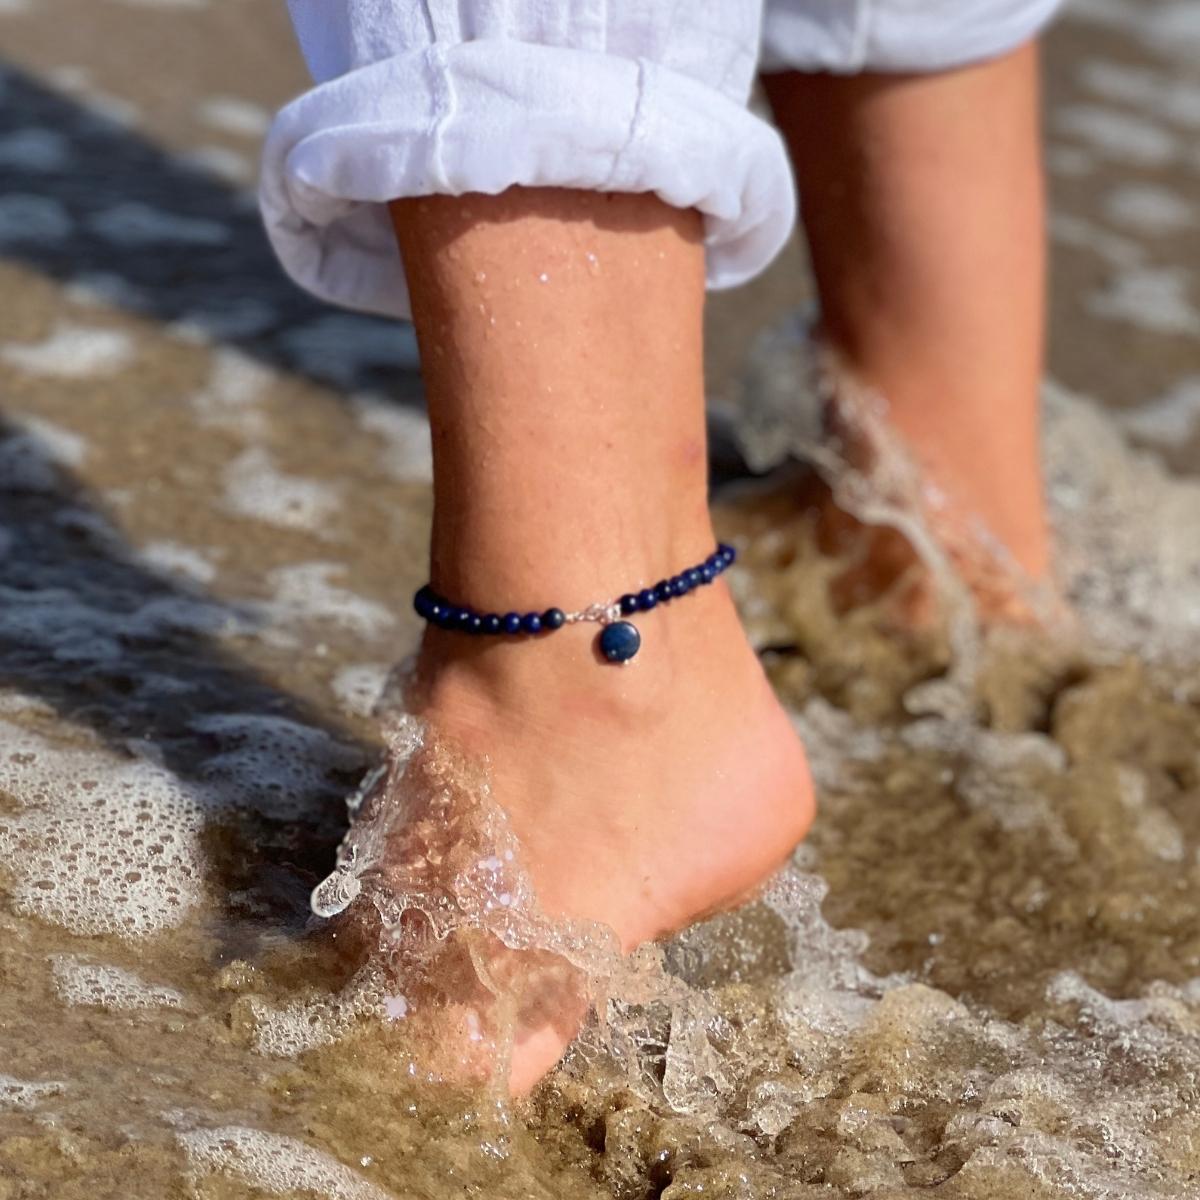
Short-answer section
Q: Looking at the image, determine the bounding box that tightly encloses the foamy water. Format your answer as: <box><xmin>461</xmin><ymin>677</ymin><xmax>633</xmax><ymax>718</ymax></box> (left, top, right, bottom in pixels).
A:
<box><xmin>3</xmin><ymin>345</ymin><xmax>1200</xmax><ymax>1195</ymax></box>
<box><xmin>1</xmin><ymin>0</ymin><xmax>1198</xmax><ymax>1193</ymax></box>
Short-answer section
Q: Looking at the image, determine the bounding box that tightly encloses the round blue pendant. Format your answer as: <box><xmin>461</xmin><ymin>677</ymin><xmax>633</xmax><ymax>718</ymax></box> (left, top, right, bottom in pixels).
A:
<box><xmin>599</xmin><ymin>620</ymin><xmax>641</xmax><ymax>663</ymax></box>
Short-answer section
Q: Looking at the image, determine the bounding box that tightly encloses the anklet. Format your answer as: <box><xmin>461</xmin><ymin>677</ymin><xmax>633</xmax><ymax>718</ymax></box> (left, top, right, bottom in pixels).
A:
<box><xmin>412</xmin><ymin>544</ymin><xmax>737</xmax><ymax>664</ymax></box>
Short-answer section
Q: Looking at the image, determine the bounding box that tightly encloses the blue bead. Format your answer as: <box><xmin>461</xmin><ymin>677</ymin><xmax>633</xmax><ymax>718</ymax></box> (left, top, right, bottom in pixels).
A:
<box><xmin>671</xmin><ymin>574</ymin><xmax>689</xmax><ymax>595</ymax></box>
<box><xmin>654</xmin><ymin>580</ymin><xmax>673</xmax><ymax>603</ymax></box>
<box><xmin>599</xmin><ymin>620</ymin><xmax>641</xmax><ymax>663</ymax></box>
<box><xmin>468</xmin><ymin>615</ymin><xmax>484</xmax><ymax>634</ymax></box>
<box><xmin>542</xmin><ymin>607</ymin><xmax>566</xmax><ymax>630</ymax></box>
<box><xmin>454</xmin><ymin>608</ymin><xmax>474</xmax><ymax>631</ymax></box>
<box><xmin>699</xmin><ymin>564</ymin><xmax>714</xmax><ymax>584</ymax></box>
<box><xmin>637</xmin><ymin>588</ymin><xmax>657</xmax><ymax>611</ymax></box>
<box><xmin>718</xmin><ymin>543</ymin><xmax>736</xmax><ymax>565</ymax></box>
<box><xmin>685</xmin><ymin>568</ymin><xmax>702</xmax><ymax>588</ymax></box>
<box><xmin>619</xmin><ymin>593</ymin><xmax>639</xmax><ymax>616</ymax></box>
<box><xmin>483</xmin><ymin>614</ymin><xmax>503</xmax><ymax>634</ymax></box>
<box><xmin>503</xmin><ymin>612</ymin><xmax>522</xmax><ymax>634</ymax></box>
<box><xmin>521</xmin><ymin>612</ymin><xmax>543</xmax><ymax>634</ymax></box>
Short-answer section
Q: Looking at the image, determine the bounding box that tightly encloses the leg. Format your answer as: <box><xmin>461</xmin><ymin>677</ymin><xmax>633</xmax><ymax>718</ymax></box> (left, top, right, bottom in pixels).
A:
<box><xmin>390</xmin><ymin>187</ymin><xmax>814</xmax><ymax>1091</ymax></box>
<box><xmin>763</xmin><ymin>43</ymin><xmax>1051</xmax><ymax>586</ymax></box>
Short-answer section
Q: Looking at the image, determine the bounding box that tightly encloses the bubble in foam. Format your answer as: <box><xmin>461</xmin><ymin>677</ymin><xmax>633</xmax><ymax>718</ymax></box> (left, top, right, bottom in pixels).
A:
<box><xmin>731</xmin><ymin>312</ymin><xmax>1200</xmax><ymax>664</ymax></box>
<box><xmin>0</xmin><ymin>722</ymin><xmax>208</xmax><ymax>937</ymax></box>
<box><xmin>330</xmin><ymin>662</ymin><xmax>389</xmax><ymax>718</ymax></box>
<box><xmin>1104</xmin><ymin>182</ymin><xmax>1194</xmax><ymax>236</ymax></box>
<box><xmin>1119</xmin><ymin>376</ymin><xmax>1200</xmax><ymax>446</ymax></box>
<box><xmin>137</xmin><ymin>539</ymin><xmax>218</xmax><ymax>585</ymax></box>
<box><xmin>177</xmin><ymin>1126</ymin><xmax>391</xmax><ymax>1200</ymax></box>
<box><xmin>196</xmin><ymin>95</ymin><xmax>271</xmax><ymax>138</ymax></box>
<box><xmin>222</xmin><ymin>448</ymin><xmax>340</xmax><ymax>533</ymax></box>
<box><xmin>350</xmin><ymin>395</ymin><xmax>433</xmax><ymax>483</ymax></box>
<box><xmin>0</xmin><ymin>416</ymin><xmax>88</xmax><ymax>493</ymax></box>
<box><xmin>260</xmin><ymin>563</ymin><xmax>394</xmax><ymax>637</ymax></box>
<box><xmin>51</xmin><ymin>955</ymin><xmax>186</xmax><ymax>1010</ymax></box>
<box><xmin>190</xmin><ymin>712</ymin><xmax>366</xmax><ymax>820</ymax></box>
<box><xmin>1</xmin><ymin>322</ymin><xmax>134</xmax><ymax>378</ymax></box>
<box><xmin>0</xmin><ymin>1075</ymin><xmax>67</xmax><ymax>1111</ymax></box>
<box><xmin>1046</xmin><ymin>379</ymin><xmax>1200</xmax><ymax>657</ymax></box>
<box><xmin>1055</xmin><ymin>104</ymin><xmax>1178</xmax><ymax>166</ymax></box>
<box><xmin>190</xmin><ymin>349</ymin><xmax>274</xmax><ymax>435</ymax></box>
<box><xmin>235</xmin><ymin>965</ymin><xmax>383</xmax><ymax>1058</ymax></box>
<box><xmin>1088</xmin><ymin>266</ymin><xmax>1200</xmax><ymax>336</ymax></box>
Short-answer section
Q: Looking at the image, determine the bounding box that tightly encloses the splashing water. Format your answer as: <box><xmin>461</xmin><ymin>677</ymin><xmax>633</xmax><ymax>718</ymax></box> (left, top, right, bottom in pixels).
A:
<box><xmin>3</xmin><ymin>315</ymin><xmax>1200</xmax><ymax>1196</ymax></box>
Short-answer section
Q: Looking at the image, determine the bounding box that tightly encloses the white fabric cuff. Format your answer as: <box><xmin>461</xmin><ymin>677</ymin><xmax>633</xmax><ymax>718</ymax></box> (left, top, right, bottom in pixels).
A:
<box><xmin>760</xmin><ymin>0</ymin><xmax>1064</xmax><ymax>74</ymax></box>
<box><xmin>260</xmin><ymin>40</ymin><xmax>796</xmax><ymax>320</ymax></box>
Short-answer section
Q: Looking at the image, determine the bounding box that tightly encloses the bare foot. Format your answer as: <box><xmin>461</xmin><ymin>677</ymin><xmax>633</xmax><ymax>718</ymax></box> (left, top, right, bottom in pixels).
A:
<box><xmin>805</xmin><ymin>358</ymin><xmax>1065</xmax><ymax>630</ymax></box>
<box><xmin>398</xmin><ymin>573</ymin><xmax>815</xmax><ymax>1092</ymax></box>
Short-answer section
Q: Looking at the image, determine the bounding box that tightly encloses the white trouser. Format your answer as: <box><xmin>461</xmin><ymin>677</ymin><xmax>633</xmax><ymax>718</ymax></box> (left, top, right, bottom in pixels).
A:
<box><xmin>261</xmin><ymin>0</ymin><xmax>1062</xmax><ymax>320</ymax></box>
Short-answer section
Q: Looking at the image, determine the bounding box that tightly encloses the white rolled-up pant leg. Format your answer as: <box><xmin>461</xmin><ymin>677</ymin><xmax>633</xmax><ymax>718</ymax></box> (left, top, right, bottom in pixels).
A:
<box><xmin>260</xmin><ymin>2</ymin><xmax>795</xmax><ymax>320</ymax></box>
<box><xmin>760</xmin><ymin>0</ymin><xmax>1065</xmax><ymax>73</ymax></box>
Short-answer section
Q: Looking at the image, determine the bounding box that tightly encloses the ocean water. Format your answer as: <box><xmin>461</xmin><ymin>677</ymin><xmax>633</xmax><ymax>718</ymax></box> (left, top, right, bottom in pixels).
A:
<box><xmin>2</xmin><ymin>0</ymin><xmax>1199</xmax><ymax>1195</ymax></box>
<box><xmin>3</xmin><ymin>338</ymin><xmax>1200</xmax><ymax>1197</ymax></box>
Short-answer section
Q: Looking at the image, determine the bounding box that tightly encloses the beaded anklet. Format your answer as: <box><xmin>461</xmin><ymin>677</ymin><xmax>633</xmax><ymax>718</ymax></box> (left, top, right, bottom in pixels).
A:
<box><xmin>413</xmin><ymin>543</ymin><xmax>736</xmax><ymax>664</ymax></box>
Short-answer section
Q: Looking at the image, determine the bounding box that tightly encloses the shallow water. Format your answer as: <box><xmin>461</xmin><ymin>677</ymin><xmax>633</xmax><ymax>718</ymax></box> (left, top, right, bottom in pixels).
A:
<box><xmin>4</xmin><ymin>368</ymin><xmax>1200</xmax><ymax>1198</ymax></box>
<box><xmin>2</xmin><ymin>0</ymin><xmax>1200</xmax><ymax>1196</ymax></box>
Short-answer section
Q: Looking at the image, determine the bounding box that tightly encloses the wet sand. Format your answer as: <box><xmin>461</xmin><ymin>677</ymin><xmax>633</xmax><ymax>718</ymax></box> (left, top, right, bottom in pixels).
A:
<box><xmin>1</xmin><ymin>1</ymin><xmax>1199</xmax><ymax>1197</ymax></box>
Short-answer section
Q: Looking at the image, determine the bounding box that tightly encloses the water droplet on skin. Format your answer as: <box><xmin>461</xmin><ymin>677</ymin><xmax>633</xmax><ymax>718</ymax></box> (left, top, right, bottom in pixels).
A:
<box><xmin>538</xmin><ymin>272</ymin><xmax>549</xmax><ymax>284</ymax></box>
<box><xmin>585</xmin><ymin>252</ymin><xmax>600</xmax><ymax>275</ymax></box>
<box><xmin>474</xmin><ymin>271</ymin><xmax>486</xmax><ymax>284</ymax></box>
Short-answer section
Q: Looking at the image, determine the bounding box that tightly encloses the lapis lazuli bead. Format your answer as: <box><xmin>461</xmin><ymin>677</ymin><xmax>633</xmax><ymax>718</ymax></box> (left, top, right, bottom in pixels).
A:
<box><xmin>415</xmin><ymin>543</ymin><xmax>725</xmax><ymax>655</ymax></box>
<box><xmin>599</xmin><ymin>620</ymin><xmax>641</xmax><ymax>663</ymax></box>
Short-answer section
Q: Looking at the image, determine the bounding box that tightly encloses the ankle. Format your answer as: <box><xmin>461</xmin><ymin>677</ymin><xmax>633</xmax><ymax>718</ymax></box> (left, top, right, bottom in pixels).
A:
<box><xmin>412</xmin><ymin>575</ymin><xmax>758</xmax><ymax>736</ymax></box>
<box><xmin>427</xmin><ymin>508</ymin><xmax>719</xmax><ymax>618</ymax></box>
